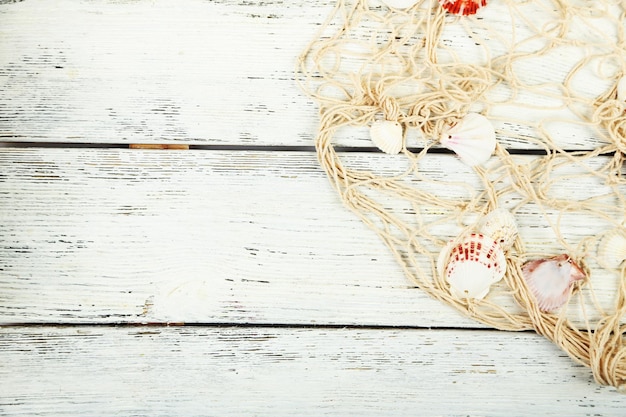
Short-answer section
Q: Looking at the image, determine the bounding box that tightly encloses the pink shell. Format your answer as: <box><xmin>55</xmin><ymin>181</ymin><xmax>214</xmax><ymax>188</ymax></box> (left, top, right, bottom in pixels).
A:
<box><xmin>439</xmin><ymin>113</ymin><xmax>496</xmax><ymax>166</ymax></box>
<box><xmin>439</xmin><ymin>0</ymin><xmax>487</xmax><ymax>16</ymax></box>
<box><xmin>438</xmin><ymin>233</ymin><xmax>506</xmax><ymax>300</ymax></box>
<box><xmin>522</xmin><ymin>254</ymin><xmax>586</xmax><ymax>312</ymax></box>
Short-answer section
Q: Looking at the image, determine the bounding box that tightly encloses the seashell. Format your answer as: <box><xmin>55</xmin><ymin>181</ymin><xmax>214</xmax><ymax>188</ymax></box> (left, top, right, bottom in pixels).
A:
<box><xmin>370</xmin><ymin>120</ymin><xmax>403</xmax><ymax>154</ymax></box>
<box><xmin>382</xmin><ymin>0</ymin><xmax>419</xmax><ymax>9</ymax></box>
<box><xmin>597</xmin><ymin>229</ymin><xmax>626</xmax><ymax>269</ymax></box>
<box><xmin>522</xmin><ymin>254</ymin><xmax>586</xmax><ymax>312</ymax></box>
<box><xmin>437</xmin><ymin>233</ymin><xmax>506</xmax><ymax>300</ymax></box>
<box><xmin>617</xmin><ymin>76</ymin><xmax>626</xmax><ymax>103</ymax></box>
<box><xmin>440</xmin><ymin>113</ymin><xmax>496</xmax><ymax>166</ymax></box>
<box><xmin>439</xmin><ymin>0</ymin><xmax>487</xmax><ymax>16</ymax></box>
<box><xmin>477</xmin><ymin>208</ymin><xmax>518</xmax><ymax>251</ymax></box>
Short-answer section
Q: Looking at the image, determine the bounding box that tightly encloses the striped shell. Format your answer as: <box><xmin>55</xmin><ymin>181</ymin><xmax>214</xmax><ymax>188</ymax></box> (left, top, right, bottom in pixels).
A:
<box><xmin>522</xmin><ymin>254</ymin><xmax>586</xmax><ymax>312</ymax></box>
<box><xmin>477</xmin><ymin>208</ymin><xmax>518</xmax><ymax>251</ymax></box>
<box><xmin>370</xmin><ymin>120</ymin><xmax>403</xmax><ymax>154</ymax></box>
<box><xmin>440</xmin><ymin>113</ymin><xmax>496</xmax><ymax>166</ymax></box>
<box><xmin>597</xmin><ymin>229</ymin><xmax>626</xmax><ymax>269</ymax></box>
<box><xmin>439</xmin><ymin>0</ymin><xmax>487</xmax><ymax>16</ymax></box>
<box><xmin>437</xmin><ymin>233</ymin><xmax>506</xmax><ymax>300</ymax></box>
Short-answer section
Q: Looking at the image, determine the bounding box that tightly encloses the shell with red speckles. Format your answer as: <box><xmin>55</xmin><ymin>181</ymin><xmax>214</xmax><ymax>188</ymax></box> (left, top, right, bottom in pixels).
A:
<box><xmin>437</xmin><ymin>233</ymin><xmax>506</xmax><ymax>300</ymax></box>
<box><xmin>439</xmin><ymin>0</ymin><xmax>487</xmax><ymax>16</ymax></box>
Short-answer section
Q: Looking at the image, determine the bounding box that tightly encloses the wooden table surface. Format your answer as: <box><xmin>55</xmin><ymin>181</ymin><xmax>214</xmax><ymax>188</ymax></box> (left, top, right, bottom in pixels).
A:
<box><xmin>1</xmin><ymin>0</ymin><xmax>626</xmax><ymax>415</ymax></box>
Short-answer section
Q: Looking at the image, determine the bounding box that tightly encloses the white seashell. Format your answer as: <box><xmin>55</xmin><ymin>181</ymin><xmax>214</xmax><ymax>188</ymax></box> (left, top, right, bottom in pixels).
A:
<box><xmin>370</xmin><ymin>120</ymin><xmax>403</xmax><ymax>154</ymax></box>
<box><xmin>477</xmin><ymin>208</ymin><xmax>518</xmax><ymax>251</ymax></box>
<box><xmin>437</xmin><ymin>233</ymin><xmax>506</xmax><ymax>300</ymax></box>
<box><xmin>597</xmin><ymin>229</ymin><xmax>626</xmax><ymax>269</ymax></box>
<box><xmin>617</xmin><ymin>76</ymin><xmax>626</xmax><ymax>103</ymax></box>
<box><xmin>382</xmin><ymin>0</ymin><xmax>420</xmax><ymax>9</ymax></box>
<box><xmin>522</xmin><ymin>254</ymin><xmax>586</xmax><ymax>312</ymax></box>
<box><xmin>440</xmin><ymin>113</ymin><xmax>496</xmax><ymax>166</ymax></box>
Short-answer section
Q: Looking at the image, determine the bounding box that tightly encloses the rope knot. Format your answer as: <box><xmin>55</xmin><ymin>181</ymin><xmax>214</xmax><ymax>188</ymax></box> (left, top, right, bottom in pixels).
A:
<box><xmin>408</xmin><ymin>92</ymin><xmax>464</xmax><ymax>139</ymax></box>
<box><xmin>593</xmin><ymin>100</ymin><xmax>626</xmax><ymax>153</ymax></box>
<box><xmin>355</xmin><ymin>80</ymin><xmax>403</xmax><ymax>122</ymax></box>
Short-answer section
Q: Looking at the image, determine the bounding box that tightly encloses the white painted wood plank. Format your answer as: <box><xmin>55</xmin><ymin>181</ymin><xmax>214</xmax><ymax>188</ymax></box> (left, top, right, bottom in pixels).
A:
<box><xmin>0</xmin><ymin>0</ymin><xmax>619</xmax><ymax>149</ymax></box>
<box><xmin>0</xmin><ymin>0</ymin><xmax>327</xmax><ymax>146</ymax></box>
<box><xmin>1</xmin><ymin>148</ymin><xmax>624</xmax><ymax>327</ymax></box>
<box><xmin>1</xmin><ymin>326</ymin><xmax>625</xmax><ymax>416</ymax></box>
<box><xmin>0</xmin><ymin>147</ymin><xmax>468</xmax><ymax>326</ymax></box>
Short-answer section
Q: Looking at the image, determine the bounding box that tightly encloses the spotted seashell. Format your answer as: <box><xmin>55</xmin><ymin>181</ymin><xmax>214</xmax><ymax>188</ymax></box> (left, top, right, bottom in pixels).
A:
<box><xmin>439</xmin><ymin>0</ymin><xmax>487</xmax><ymax>16</ymax></box>
<box><xmin>597</xmin><ymin>229</ymin><xmax>626</xmax><ymax>270</ymax></box>
<box><xmin>437</xmin><ymin>233</ymin><xmax>506</xmax><ymax>300</ymax></box>
<box><xmin>370</xmin><ymin>120</ymin><xmax>403</xmax><ymax>154</ymax></box>
<box><xmin>522</xmin><ymin>254</ymin><xmax>586</xmax><ymax>312</ymax></box>
<box><xmin>440</xmin><ymin>113</ymin><xmax>496</xmax><ymax>166</ymax></box>
<box><xmin>477</xmin><ymin>208</ymin><xmax>518</xmax><ymax>251</ymax></box>
<box><xmin>382</xmin><ymin>0</ymin><xmax>420</xmax><ymax>9</ymax></box>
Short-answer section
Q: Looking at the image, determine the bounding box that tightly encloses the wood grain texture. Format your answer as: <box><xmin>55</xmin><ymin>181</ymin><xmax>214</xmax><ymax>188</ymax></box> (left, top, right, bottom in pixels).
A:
<box><xmin>0</xmin><ymin>0</ymin><xmax>616</xmax><ymax>149</ymax></box>
<box><xmin>1</xmin><ymin>0</ymin><xmax>625</xmax><ymax>408</ymax></box>
<box><xmin>1</xmin><ymin>325</ymin><xmax>626</xmax><ymax>416</ymax></box>
<box><xmin>0</xmin><ymin>147</ymin><xmax>472</xmax><ymax>326</ymax></box>
<box><xmin>0</xmin><ymin>0</ymin><xmax>328</xmax><ymax>146</ymax></box>
<box><xmin>1</xmin><ymin>148</ymin><xmax>623</xmax><ymax>327</ymax></box>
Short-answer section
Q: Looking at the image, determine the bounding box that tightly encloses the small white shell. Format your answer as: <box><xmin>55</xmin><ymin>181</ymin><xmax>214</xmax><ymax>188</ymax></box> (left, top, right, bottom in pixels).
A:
<box><xmin>477</xmin><ymin>208</ymin><xmax>518</xmax><ymax>251</ymax></box>
<box><xmin>617</xmin><ymin>76</ymin><xmax>626</xmax><ymax>103</ymax></box>
<box><xmin>437</xmin><ymin>233</ymin><xmax>506</xmax><ymax>300</ymax></box>
<box><xmin>522</xmin><ymin>254</ymin><xmax>586</xmax><ymax>312</ymax></box>
<box><xmin>382</xmin><ymin>0</ymin><xmax>420</xmax><ymax>9</ymax></box>
<box><xmin>597</xmin><ymin>229</ymin><xmax>626</xmax><ymax>269</ymax></box>
<box><xmin>370</xmin><ymin>120</ymin><xmax>403</xmax><ymax>154</ymax></box>
<box><xmin>440</xmin><ymin>113</ymin><xmax>496</xmax><ymax>166</ymax></box>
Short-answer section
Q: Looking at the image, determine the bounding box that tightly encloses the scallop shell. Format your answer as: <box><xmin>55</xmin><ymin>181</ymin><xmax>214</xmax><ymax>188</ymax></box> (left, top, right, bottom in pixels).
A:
<box><xmin>382</xmin><ymin>0</ymin><xmax>419</xmax><ymax>9</ymax></box>
<box><xmin>597</xmin><ymin>229</ymin><xmax>626</xmax><ymax>269</ymax></box>
<box><xmin>437</xmin><ymin>233</ymin><xmax>506</xmax><ymax>300</ymax></box>
<box><xmin>439</xmin><ymin>0</ymin><xmax>487</xmax><ymax>16</ymax></box>
<box><xmin>440</xmin><ymin>113</ymin><xmax>496</xmax><ymax>166</ymax></box>
<box><xmin>477</xmin><ymin>208</ymin><xmax>518</xmax><ymax>251</ymax></box>
<box><xmin>617</xmin><ymin>76</ymin><xmax>626</xmax><ymax>103</ymax></box>
<box><xmin>522</xmin><ymin>254</ymin><xmax>586</xmax><ymax>312</ymax></box>
<box><xmin>370</xmin><ymin>120</ymin><xmax>403</xmax><ymax>154</ymax></box>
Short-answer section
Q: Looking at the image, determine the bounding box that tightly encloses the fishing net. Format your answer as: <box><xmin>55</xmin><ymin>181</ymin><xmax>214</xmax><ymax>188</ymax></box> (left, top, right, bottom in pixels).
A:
<box><xmin>296</xmin><ymin>0</ymin><xmax>626</xmax><ymax>390</ymax></box>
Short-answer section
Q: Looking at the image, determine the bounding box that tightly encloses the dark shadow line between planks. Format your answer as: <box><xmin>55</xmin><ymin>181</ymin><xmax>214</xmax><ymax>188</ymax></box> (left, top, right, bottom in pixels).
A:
<box><xmin>0</xmin><ymin>141</ymin><xmax>607</xmax><ymax>156</ymax></box>
<box><xmin>0</xmin><ymin>321</ymin><xmax>538</xmax><ymax>334</ymax></box>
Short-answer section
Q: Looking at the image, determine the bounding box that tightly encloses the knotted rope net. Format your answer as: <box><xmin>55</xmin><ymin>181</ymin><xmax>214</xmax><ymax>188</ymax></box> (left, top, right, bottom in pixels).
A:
<box><xmin>297</xmin><ymin>0</ymin><xmax>626</xmax><ymax>390</ymax></box>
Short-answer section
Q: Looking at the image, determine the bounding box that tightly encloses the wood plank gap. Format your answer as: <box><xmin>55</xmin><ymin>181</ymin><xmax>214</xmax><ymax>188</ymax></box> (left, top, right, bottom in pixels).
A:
<box><xmin>0</xmin><ymin>322</ymin><xmax>515</xmax><ymax>333</ymax></box>
<box><xmin>0</xmin><ymin>141</ymin><xmax>605</xmax><ymax>156</ymax></box>
<box><xmin>129</xmin><ymin>144</ymin><xmax>190</xmax><ymax>150</ymax></box>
